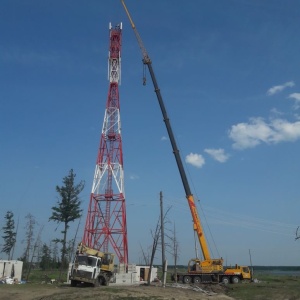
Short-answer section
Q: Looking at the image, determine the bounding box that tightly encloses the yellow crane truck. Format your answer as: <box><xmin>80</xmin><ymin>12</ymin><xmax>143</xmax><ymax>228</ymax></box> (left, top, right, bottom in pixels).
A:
<box><xmin>69</xmin><ymin>242</ymin><xmax>115</xmax><ymax>287</ymax></box>
<box><xmin>121</xmin><ymin>0</ymin><xmax>252</xmax><ymax>284</ymax></box>
<box><xmin>175</xmin><ymin>259</ymin><xmax>251</xmax><ymax>284</ymax></box>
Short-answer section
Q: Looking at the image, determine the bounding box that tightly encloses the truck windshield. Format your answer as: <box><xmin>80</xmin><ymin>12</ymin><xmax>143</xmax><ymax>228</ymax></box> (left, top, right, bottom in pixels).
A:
<box><xmin>87</xmin><ymin>257</ymin><xmax>97</xmax><ymax>267</ymax></box>
<box><xmin>77</xmin><ymin>255</ymin><xmax>88</xmax><ymax>266</ymax></box>
<box><xmin>77</xmin><ymin>255</ymin><xmax>97</xmax><ymax>267</ymax></box>
<box><xmin>76</xmin><ymin>255</ymin><xmax>97</xmax><ymax>267</ymax></box>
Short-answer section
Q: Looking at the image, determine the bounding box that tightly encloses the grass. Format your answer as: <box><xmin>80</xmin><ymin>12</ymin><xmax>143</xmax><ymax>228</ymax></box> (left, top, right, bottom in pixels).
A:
<box><xmin>7</xmin><ymin>268</ymin><xmax>300</xmax><ymax>300</ymax></box>
<box><xmin>21</xmin><ymin>268</ymin><xmax>68</xmax><ymax>284</ymax></box>
<box><xmin>226</xmin><ymin>274</ymin><xmax>300</xmax><ymax>300</ymax></box>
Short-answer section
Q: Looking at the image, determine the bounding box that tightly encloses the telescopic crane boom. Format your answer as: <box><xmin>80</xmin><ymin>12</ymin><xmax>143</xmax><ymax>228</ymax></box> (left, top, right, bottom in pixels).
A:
<box><xmin>120</xmin><ymin>0</ymin><xmax>223</xmax><ymax>272</ymax></box>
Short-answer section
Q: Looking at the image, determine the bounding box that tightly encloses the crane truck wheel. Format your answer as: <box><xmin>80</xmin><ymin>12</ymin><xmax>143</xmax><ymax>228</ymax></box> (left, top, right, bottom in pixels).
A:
<box><xmin>103</xmin><ymin>277</ymin><xmax>110</xmax><ymax>286</ymax></box>
<box><xmin>94</xmin><ymin>277</ymin><xmax>102</xmax><ymax>287</ymax></box>
<box><xmin>231</xmin><ymin>276</ymin><xmax>240</xmax><ymax>284</ymax></box>
<box><xmin>221</xmin><ymin>276</ymin><xmax>230</xmax><ymax>284</ymax></box>
<box><xmin>183</xmin><ymin>276</ymin><xmax>192</xmax><ymax>284</ymax></box>
<box><xmin>193</xmin><ymin>276</ymin><xmax>201</xmax><ymax>284</ymax></box>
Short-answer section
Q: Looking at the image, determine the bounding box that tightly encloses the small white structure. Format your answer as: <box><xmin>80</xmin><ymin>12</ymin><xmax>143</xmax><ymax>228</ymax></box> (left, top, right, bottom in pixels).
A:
<box><xmin>0</xmin><ymin>260</ymin><xmax>23</xmax><ymax>282</ymax></box>
<box><xmin>113</xmin><ymin>264</ymin><xmax>158</xmax><ymax>285</ymax></box>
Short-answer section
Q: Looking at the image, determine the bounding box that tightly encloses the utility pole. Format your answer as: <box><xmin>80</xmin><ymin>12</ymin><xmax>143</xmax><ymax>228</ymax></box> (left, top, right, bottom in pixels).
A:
<box><xmin>160</xmin><ymin>191</ymin><xmax>166</xmax><ymax>287</ymax></box>
<box><xmin>249</xmin><ymin>249</ymin><xmax>254</xmax><ymax>281</ymax></box>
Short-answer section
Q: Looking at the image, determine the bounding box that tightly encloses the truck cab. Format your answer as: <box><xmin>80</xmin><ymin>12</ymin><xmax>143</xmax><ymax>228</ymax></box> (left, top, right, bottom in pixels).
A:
<box><xmin>70</xmin><ymin>253</ymin><xmax>102</xmax><ymax>286</ymax></box>
<box><xmin>69</xmin><ymin>243</ymin><xmax>115</xmax><ymax>287</ymax></box>
<box><xmin>223</xmin><ymin>265</ymin><xmax>252</xmax><ymax>283</ymax></box>
<box><xmin>76</xmin><ymin>254</ymin><xmax>101</xmax><ymax>268</ymax></box>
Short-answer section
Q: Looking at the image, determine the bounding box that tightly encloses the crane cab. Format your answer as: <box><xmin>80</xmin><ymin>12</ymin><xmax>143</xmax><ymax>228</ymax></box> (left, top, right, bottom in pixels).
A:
<box><xmin>188</xmin><ymin>258</ymin><xmax>223</xmax><ymax>273</ymax></box>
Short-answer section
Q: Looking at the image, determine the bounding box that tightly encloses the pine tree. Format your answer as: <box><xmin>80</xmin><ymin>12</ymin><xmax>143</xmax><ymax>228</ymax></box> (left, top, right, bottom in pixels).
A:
<box><xmin>1</xmin><ymin>211</ymin><xmax>17</xmax><ymax>260</ymax></box>
<box><xmin>49</xmin><ymin>169</ymin><xmax>85</xmax><ymax>269</ymax></box>
<box><xmin>40</xmin><ymin>243</ymin><xmax>52</xmax><ymax>271</ymax></box>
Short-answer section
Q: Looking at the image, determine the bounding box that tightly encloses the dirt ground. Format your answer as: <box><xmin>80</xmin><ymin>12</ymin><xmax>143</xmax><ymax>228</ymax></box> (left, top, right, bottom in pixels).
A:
<box><xmin>0</xmin><ymin>282</ymin><xmax>234</xmax><ymax>300</ymax></box>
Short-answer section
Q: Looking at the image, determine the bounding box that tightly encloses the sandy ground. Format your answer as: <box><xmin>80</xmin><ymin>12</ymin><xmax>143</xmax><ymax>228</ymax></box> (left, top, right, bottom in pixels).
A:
<box><xmin>0</xmin><ymin>282</ymin><xmax>234</xmax><ymax>300</ymax></box>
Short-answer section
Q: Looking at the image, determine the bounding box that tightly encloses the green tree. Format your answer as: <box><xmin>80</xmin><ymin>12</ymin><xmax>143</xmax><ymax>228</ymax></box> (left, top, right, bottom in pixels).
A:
<box><xmin>40</xmin><ymin>243</ymin><xmax>52</xmax><ymax>270</ymax></box>
<box><xmin>49</xmin><ymin>169</ymin><xmax>85</xmax><ymax>269</ymax></box>
<box><xmin>1</xmin><ymin>211</ymin><xmax>17</xmax><ymax>260</ymax></box>
<box><xmin>51</xmin><ymin>241</ymin><xmax>59</xmax><ymax>269</ymax></box>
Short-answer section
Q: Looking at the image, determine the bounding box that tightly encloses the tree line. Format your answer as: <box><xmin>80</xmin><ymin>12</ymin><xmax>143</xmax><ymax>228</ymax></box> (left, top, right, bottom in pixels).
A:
<box><xmin>0</xmin><ymin>169</ymin><xmax>85</xmax><ymax>275</ymax></box>
<box><xmin>1</xmin><ymin>169</ymin><xmax>180</xmax><ymax>283</ymax></box>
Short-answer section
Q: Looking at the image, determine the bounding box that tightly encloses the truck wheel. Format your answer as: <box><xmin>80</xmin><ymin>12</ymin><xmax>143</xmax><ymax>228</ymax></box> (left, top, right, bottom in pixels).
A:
<box><xmin>221</xmin><ymin>276</ymin><xmax>230</xmax><ymax>284</ymax></box>
<box><xmin>94</xmin><ymin>277</ymin><xmax>102</xmax><ymax>287</ymax></box>
<box><xmin>183</xmin><ymin>276</ymin><xmax>192</xmax><ymax>284</ymax></box>
<box><xmin>193</xmin><ymin>276</ymin><xmax>201</xmax><ymax>284</ymax></box>
<box><xmin>103</xmin><ymin>277</ymin><xmax>109</xmax><ymax>286</ymax></box>
<box><xmin>232</xmin><ymin>276</ymin><xmax>240</xmax><ymax>284</ymax></box>
<box><xmin>70</xmin><ymin>280</ymin><xmax>77</xmax><ymax>287</ymax></box>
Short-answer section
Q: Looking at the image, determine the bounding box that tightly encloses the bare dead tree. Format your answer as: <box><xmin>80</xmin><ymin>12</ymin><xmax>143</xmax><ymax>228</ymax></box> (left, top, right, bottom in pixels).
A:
<box><xmin>159</xmin><ymin>192</ymin><xmax>174</xmax><ymax>286</ymax></box>
<box><xmin>22</xmin><ymin>213</ymin><xmax>37</xmax><ymax>267</ymax></box>
<box><xmin>171</xmin><ymin>223</ymin><xmax>179</xmax><ymax>282</ymax></box>
<box><xmin>26</xmin><ymin>224</ymin><xmax>44</xmax><ymax>281</ymax></box>
<box><xmin>147</xmin><ymin>204</ymin><xmax>173</xmax><ymax>286</ymax></box>
<box><xmin>140</xmin><ymin>193</ymin><xmax>173</xmax><ymax>285</ymax></box>
<box><xmin>139</xmin><ymin>243</ymin><xmax>149</xmax><ymax>265</ymax></box>
<box><xmin>70</xmin><ymin>217</ymin><xmax>81</xmax><ymax>263</ymax></box>
<box><xmin>51</xmin><ymin>242</ymin><xmax>59</xmax><ymax>269</ymax></box>
<box><xmin>147</xmin><ymin>217</ymin><xmax>161</xmax><ymax>285</ymax></box>
<box><xmin>11</xmin><ymin>216</ymin><xmax>19</xmax><ymax>260</ymax></box>
<box><xmin>296</xmin><ymin>226</ymin><xmax>300</xmax><ymax>240</ymax></box>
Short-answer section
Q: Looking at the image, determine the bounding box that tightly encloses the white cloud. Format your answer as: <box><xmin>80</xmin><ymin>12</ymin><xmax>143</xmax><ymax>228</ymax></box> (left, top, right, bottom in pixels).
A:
<box><xmin>267</xmin><ymin>81</ymin><xmax>295</xmax><ymax>96</ymax></box>
<box><xmin>289</xmin><ymin>93</ymin><xmax>300</xmax><ymax>110</ymax></box>
<box><xmin>270</xmin><ymin>108</ymin><xmax>284</xmax><ymax>116</ymax></box>
<box><xmin>228</xmin><ymin>117</ymin><xmax>300</xmax><ymax>149</ymax></box>
<box><xmin>185</xmin><ymin>153</ymin><xmax>205</xmax><ymax>168</ymax></box>
<box><xmin>271</xmin><ymin>118</ymin><xmax>300</xmax><ymax>143</ymax></box>
<box><xmin>204</xmin><ymin>148</ymin><xmax>229</xmax><ymax>163</ymax></box>
<box><xmin>129</xmin><ymin>174</ymin><xmax>139</xmax><ymax>180</ymax></box>
<box><xmin>161</xmin><ymin>136</ymin><xmax>168</xmax><ymax>141</ymax></box>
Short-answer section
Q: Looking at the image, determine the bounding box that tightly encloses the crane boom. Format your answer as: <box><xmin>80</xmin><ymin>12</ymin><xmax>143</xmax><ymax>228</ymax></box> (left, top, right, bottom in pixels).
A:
<box><xmin>120</xmin><ymin>0</ymin><xmax>150</xmax><ymax>64</ymax></box>
<box><xmin>120</xmin><ymin>1</ymin><xmax>223</xmax><ymax>268</ymax></box>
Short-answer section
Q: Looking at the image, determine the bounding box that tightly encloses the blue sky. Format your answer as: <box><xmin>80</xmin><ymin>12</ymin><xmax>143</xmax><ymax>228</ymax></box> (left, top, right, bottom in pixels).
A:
<box><xmin>1</xmin><ymin>0</ymin><xmax>300</xmax><ymax>267</ymax></box>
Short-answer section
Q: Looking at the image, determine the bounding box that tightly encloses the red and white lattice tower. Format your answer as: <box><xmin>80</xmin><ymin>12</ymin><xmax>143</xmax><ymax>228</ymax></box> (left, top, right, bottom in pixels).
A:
<box><xmin>83</xmin><ymin>23</ymin><xmax>128</xmax><ymax>265</ymax></box>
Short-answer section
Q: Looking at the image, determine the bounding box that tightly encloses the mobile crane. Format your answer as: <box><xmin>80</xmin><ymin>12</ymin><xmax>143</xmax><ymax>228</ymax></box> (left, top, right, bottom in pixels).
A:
<box><xmin>120</xmin><ymin>1</ymin><xmax>252</xmax><ymax>284</ymax></box>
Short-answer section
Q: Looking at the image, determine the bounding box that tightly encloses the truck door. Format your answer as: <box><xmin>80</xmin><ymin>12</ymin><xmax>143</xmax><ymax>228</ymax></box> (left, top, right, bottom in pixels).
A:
<box><xmin>95</xmin><ymin>258</ymin><xmax>101</xmax><ymax>277</ymax></box>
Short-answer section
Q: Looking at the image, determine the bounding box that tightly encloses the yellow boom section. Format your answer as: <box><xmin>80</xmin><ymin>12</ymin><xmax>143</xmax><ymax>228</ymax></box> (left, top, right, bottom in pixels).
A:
<box><xmin>187</xmin><ymin>195</ymin><xmax>211</xmax><ymax>260</ymax></box>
